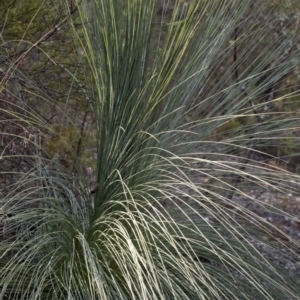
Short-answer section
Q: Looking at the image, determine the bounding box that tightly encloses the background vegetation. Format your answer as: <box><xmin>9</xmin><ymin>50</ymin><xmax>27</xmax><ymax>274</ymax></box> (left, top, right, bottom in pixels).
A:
<box><xmin>1</xmin><ymin>0</ymin><xmax>300</xmax><ymax>299</ymax></box>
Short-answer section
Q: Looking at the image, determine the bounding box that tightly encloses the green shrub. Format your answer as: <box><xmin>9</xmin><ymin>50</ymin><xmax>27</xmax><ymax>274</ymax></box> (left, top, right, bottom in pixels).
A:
<box><xmin>1</xmin><ymin>0</ymin><xmax>300</xmax><ymax>299</ymax></box>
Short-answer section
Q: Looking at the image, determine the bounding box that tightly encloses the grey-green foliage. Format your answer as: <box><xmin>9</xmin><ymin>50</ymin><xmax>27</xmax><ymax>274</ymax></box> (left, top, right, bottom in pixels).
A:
<box><xmin>1</xmin><ymin>0</ymin><xmax>300</xmax><ymax>299</ymax></box>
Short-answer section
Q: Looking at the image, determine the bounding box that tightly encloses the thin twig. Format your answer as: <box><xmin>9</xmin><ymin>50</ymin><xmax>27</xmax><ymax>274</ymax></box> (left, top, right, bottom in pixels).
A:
<box><xmin>0</xmin><ymin>7</ymin><xmax>78</xmax><ymax>85</ymax></box>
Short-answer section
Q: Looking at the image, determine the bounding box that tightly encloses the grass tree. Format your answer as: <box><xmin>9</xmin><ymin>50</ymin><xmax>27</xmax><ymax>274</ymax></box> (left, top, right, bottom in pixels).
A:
<box><xmin>1</xmin><ymin>0</ymin><xmax>300</xmax><ymax>299</ymax></box>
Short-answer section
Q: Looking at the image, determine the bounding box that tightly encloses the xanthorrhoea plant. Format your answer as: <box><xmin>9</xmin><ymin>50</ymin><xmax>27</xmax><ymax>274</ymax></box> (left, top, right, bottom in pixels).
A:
<box><xmin>1</xmin><ymin>0</ymin><xmax>300</xmax><ymax>299</ymax></box>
